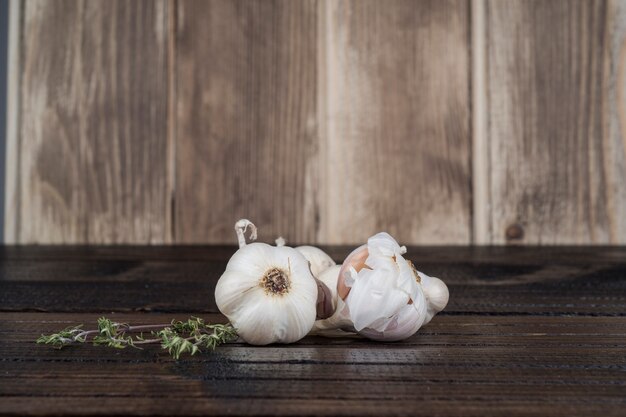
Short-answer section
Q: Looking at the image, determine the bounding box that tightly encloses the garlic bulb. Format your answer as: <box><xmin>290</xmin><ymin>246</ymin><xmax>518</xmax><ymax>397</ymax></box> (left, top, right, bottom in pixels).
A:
<box><xmin>316</xmin><ymin>232</ymin><xmax>448</xmax><ymax>341</ymax></box>
<box><xmin>214</xmin><ymin>220</ymin><xmax>318</xmax><ymax>345</ymax></box>
<box><xmin>295</xmin><ymin>246</ymin><xmax>336</xmax><ymax>277</ymax></box>
<box><xmin>416</xmin><ymin>271</ymin><xmax>449</xmax><ymax>325</ymax></box>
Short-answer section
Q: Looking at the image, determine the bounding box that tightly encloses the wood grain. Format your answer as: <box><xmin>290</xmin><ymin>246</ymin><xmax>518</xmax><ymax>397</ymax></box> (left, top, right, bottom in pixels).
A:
<box><xmin>7</xmin><ymin>0</ymin><xmax>626</xmax><ymax>245</ymax></box>
<box><xmin>319</xmin><ymin>0</ymin><xmax>471</xmax><ymax>244</ymax></box>
<box><xmin>4</xmin><ymin>0</ymin><xmax>21</xmax><ymax>243</ymax></box>
<box><xmin>1</xmin><ymin>398</ymin><xmax>623</xmax><ymax>417</ymax></box>
<box><xmin>1</xmin><ymin>245</ymin><xmax>625</xmax><ymax>315</ymax></box>
<box><xmin>175</xmin><ymin>0</ymin><xmax>319</xmax><ymax>244</ymax></box>
<box><xmin>9</xmin><ymin>0</ymin><xmax>170</xmax><ymax>243</ymax></box>
<box><xmin>485</xmin><ymin>0</ymin><xmax>626</xmax><ymax>244</ymax></box>
<box><xmin>1</xmin><ymin>246</ymin><xmax>625</xmax><ymax>415</ymax></box>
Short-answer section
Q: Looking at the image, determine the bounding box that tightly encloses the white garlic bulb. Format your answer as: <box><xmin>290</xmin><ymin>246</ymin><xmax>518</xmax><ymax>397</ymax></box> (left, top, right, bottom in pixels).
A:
<box><xmin>295</xmin><ymin>246</ymin><xmax>336</xmax><ymax>277</ymax></box>
<box><xmin>316</xmin><ymin>232</ymin><xmax>448</xmax><ymax>341</ymax></box>
<box><xmin>214</xmin><ymin>220</ymin><xmax>318</xmax><ymax>345</ymax></box>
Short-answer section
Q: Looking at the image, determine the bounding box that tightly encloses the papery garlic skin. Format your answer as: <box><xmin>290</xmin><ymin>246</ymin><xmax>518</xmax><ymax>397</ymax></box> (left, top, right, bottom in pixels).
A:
<box><xmin>320</xmin><ymin>232</ymin><xmax>448</xmax><ymax>342</ymax></box>
<box><xmin>312</xmin><ymin>295</ymin><xmax>355</xmax><ymax>334</ymax></box>
<box><xmin>215</xmin><ymin>242</ymin><xmax>317</xmax><ymax>345</ymax></box>
<box><xmin>296</xmin><ymin>246</ymin><xmax>336</xmax><ymax>277</ymax></box>
<box><xmin>337</xmin><ymin>244</ymin><xmax>367</xmax><ymax>299</ymax></box>
<box><xmin>343</xmin><ymin>233</ymin><xmax>428</xmax><ymax>341</ymax></box>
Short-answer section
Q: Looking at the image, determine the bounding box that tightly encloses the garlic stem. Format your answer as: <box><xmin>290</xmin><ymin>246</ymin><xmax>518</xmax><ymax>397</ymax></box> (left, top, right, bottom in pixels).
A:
<box><xmin>234</xmin><ymin>219</ymin><xmax>258</xmax><ymax>248</ymax></box>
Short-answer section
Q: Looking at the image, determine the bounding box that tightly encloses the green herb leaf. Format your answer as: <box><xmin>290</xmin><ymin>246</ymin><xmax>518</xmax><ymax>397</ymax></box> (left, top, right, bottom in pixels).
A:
<box><xmin>36</xmin><ymin>317</ymin><xmax>237</xmax><ymax>359</ymax></box>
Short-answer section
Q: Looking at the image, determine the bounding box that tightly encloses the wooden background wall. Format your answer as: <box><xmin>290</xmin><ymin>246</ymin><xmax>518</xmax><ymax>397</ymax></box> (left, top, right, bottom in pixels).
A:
<box><xmin>4</xmin><ymin>0</ymin><xmax>626</xmax><ymax>245</ymax></box>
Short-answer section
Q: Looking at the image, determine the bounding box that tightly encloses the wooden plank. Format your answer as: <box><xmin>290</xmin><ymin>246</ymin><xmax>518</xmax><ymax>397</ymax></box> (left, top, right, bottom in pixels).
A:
<box><xmin>1</xmin><ymin>244</ymin><xmax>626</xmax><ymax>416</ymax></box>
<box><xmin>2</xmin><ymin>274</ymin><xmax>626</xmax><ymax>315</ymax></box>
<box><xmin>3</xmin><ymin>0</ymin><xmax>21</xmax><ymax>243</ymax></box>
<box><xmin>175</xmin><ymin>0</ymin><xmax>319</xmax><ymax>244</ymax></box>
<box><xmin>5</xmin><ymin>338</ymin><xmax>626</xmax><ymax>366</ymax></box>
<box><xmin>2</xmin><ymin>313</ymin><xmax>626</xmax><ymax>416</ymax></box>
<box><xmin>3</xmin><ymin>377</ymin><xmax>625</xmax><ymax>401</ymax></box>
<box><xmin>12</xmin><ymin>0</ymin><xmax>170</xmax><ymax>243</ymax></box>
<box><xmin>0</xmin><ymin>246</ymin><xmax>625</xmax><ymax>314</ymax></box>
<box><xmin>1</xmin><ymin>398</ymin><xmax>622</xmax><ymax>417</ymax></box>
<box><xmin>485</xmin><ymin>0</ymin><xmax>626</xmax><ymax>244</ymax></box>
<box><xmin>5</xmin><ymin>359</ymin><xmax>626</xmax><ymax>383</ymax></box>
<box><xmin>5</xmin><ymin>312</ymin><xmax>626</xmax><ymax>347</ymax></box>
<box><xmin>319</xmin><ymin>0</ymin><xmax>471</xmax><ymax>244</ymax></box>
<box><xmin>0</xmin><ymin>244</ymin><xmax>624</xmax><ymax>264</ymax></box>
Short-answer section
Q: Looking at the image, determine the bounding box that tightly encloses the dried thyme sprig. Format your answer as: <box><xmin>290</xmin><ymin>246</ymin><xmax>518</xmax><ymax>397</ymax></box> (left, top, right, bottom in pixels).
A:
<box><xmin>37</xmin><ymin>317</ymin><xmax>238</xmax><ymax>359</ymax></box>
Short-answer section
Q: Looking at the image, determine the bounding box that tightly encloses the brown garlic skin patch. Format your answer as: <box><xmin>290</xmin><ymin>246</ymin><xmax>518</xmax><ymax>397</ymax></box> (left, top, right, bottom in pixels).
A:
<box><xmin>407</xmin><ymin>260</ymin><xmax>421</xmax><ymax>284</ymax></box>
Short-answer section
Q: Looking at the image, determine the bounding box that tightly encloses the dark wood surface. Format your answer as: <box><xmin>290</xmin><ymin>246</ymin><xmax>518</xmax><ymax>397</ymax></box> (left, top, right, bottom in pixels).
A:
<box><xmin>0</xmin><ymin>246</ymin><xmax>625</xmax><ymax>416</ymax></box>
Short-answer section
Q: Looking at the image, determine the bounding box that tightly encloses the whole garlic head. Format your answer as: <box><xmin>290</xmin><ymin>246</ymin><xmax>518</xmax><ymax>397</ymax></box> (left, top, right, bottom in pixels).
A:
<box><xmin>318</xmin><ymin>232</ymin><xmax>448</xmax><ymax>341</ymax></box>
<box><xmin>214</xmin><ymin>221</ymin><xmax>318</xmax><ymax>345</ymax></box>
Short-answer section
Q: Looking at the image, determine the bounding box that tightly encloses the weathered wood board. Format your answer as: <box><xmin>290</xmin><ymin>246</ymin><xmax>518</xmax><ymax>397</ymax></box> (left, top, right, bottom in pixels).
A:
<box><xmin>1</xmin><ymin>245</ymin><xmax>625</xmax><ymax>415</ymax></box>
<box><xmin>6</xmin><ymin>0</ymin><xmax>170</xmax><ymax>243</ymax></box>
<box><xmin>175</xmin><ymin>0</ymin><xmax>320</xmax><ymax>243</ymax></box>
<box><xmin>319</xmin><ymin>0</ymin><xmax>471</xmax><ymax>244</ymax></box>
<box><xmin>6</xmin><ymin>0</ymin><xmax>626</xmax><ymax>244</ymax></box>
<box><xmin>484</xmin><ymin>0</ymin><xmax>626</xmax><ymax>244</ymax></box>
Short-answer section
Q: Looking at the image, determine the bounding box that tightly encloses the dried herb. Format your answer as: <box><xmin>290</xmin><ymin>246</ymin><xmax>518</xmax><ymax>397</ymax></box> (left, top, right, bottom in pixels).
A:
<box><xmin>37</xmin><ymin>317</ymin><xmax>237</xmax><ymax>359</ymax></box>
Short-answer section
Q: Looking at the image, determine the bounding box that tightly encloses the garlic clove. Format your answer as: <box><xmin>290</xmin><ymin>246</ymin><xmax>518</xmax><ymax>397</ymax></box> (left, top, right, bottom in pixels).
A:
<box><xmin>215</xmin><ymin>242</ymin><xmax>318</xmax><ymax>345</ymax></box>
<box><xmin>315</xmin><ymin>264</ymin><xmax>341</xmax><ymax>313</ymax></box>
<box><xmin>364</xmin><ymin>232</ymin><xmax>407</xmax><ymax>266</ymax></box>
<box><xmin>312</xmin><ymin>294</ymin><xmax>356</xmax><ymax>334</ymax></box>
<box><xmin>358</xmin><ymin>299</ymin><xmax>427</xmax><ymax>342</ymax></box>
<box><xmin>337</xmin><ymin>244</ymin><xmax>368</xmax><ymax>299</ymax></box>
<box><xmin>310</xmin><ymin>266</ymin><xmax>354</xmax><ymax>334</ymax></box>
<box><xmin>294</xmin><ymin>245</ymin><xmax>337</xmax><ymax>320</ymax></box>
<box><xmin>344</xmin><ymin>266</ymin><xmax>411</xmax><ymax>332</ymax></box>
<box><xmin>416</xmin><ymin>271</ymin><xmax>449</xmax><ymax>325</ymax></box>
<box><xmin>314</xmin><ymin>277</ymin><xmax>334</xmax><ymax>320</ymax></box>
<box><xmin>296</xmin><ymin>245</ymin><xmax>336</xmax><ymax>277</ymax></box>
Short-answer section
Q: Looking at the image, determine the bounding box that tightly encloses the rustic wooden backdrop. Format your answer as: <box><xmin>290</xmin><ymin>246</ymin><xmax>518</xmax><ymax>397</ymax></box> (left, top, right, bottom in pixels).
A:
<box><xmin>4</xmin><ymin>0</ymin><xmax>626</xmax><ymax>245</ymax></box>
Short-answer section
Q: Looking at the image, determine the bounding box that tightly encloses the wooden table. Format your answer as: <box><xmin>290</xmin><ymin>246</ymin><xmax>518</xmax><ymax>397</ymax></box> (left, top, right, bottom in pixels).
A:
<box><xmin>1</xmin><ymin>246</ymin><xmax>625</xmax><ymax>416</ymax></box>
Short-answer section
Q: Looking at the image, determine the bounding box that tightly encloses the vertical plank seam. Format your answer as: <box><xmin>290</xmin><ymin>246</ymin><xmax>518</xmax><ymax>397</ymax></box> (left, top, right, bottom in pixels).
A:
<box><xmin>316</xmin><ymin>0</ymin><xmax>329</xmax><ymax>244</ymax></box>
<box><xmin>471</xmin><ymin>0</ymin><xmax>489</xmax><ymax>244</ymax></box>
<box><xmin>4</xmin><ymin>0</ymin><xmax>22</xmax><ymax>243</ymax></box>
<box><xmin>602</xmin><ymin>0</ymin><xmax>617</xmax><ymax>243</ymax></box>
<box><xmin>166</xmin><ymin>0</ymin><xmax>177</xmax><ymax>243</ymax></box>
<box><xmin>0</xmin><ymin>0</ymin><xmax>8</xmax><ymax>243</ymax></box>
<box><xmin>608</xmin><ymin>3</ymin><xmax>626</xmax><ymax>244</ymax></box>
<box><xmin>601</xmin><ymin>0</ymin><xmax>610</xmax><ymax>243</ymax></box>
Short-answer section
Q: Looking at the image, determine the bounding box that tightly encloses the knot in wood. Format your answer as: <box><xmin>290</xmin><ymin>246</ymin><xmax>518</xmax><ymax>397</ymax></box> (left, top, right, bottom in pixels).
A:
<box><xmin>505</xmin><ymin>223</ymin><xmax>525</xmax><ymax>241</ymax></box>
